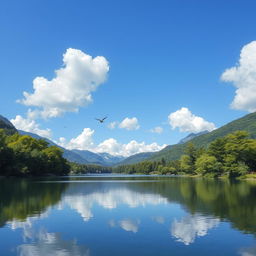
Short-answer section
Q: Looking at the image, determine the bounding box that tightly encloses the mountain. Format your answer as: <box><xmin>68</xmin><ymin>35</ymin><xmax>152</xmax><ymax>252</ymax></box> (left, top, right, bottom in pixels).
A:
<box><xmin>98</xmin><ymin>152</ymin><xmax>126</xmax><ymax>165</ymax></box>
<box><xmin>116</xmin><ymin>132</ymin><xmax>209</xmax><ymax>166</ymax></box>
<box><xmin>116</xmin><ymin>152</ymin><xmax>155</xmax><ymax>165</ymax></box>
<box><xmin>72</xmin><ymin>149</ymin><xmax>106</xmax><ymax>165</ymax></box>
<box><xmin>18</xmin><ymin>130</ymin><xmax>88</xmax><ymax>164</ymax></box>
<box><xmin>71</xmin><ymin>150</ymin><xmax>125</xmax><ymax>166</ymax></box>
<box><xmin>148</xmin><ymin>112</ymin><xmax>256</xmax><ymax>162</ymax></box>
<box><xmin>0</xmin><ymin>115</ymin><xmax>17</xmax><ymax>134</ymax></box>
<box><xmin>178</xmin><ymin>131</ymin><xmax>209</xmax><ymax>144</ymax></box>
<box><xmin>0</xmin><ymin>114</ymin><xmax>126</xmax><ymax>165</ymax></box>
<box><xmin>18</xmin><ymin>130</ymin><xmax>125</xmax><ymax>166</ymax></box>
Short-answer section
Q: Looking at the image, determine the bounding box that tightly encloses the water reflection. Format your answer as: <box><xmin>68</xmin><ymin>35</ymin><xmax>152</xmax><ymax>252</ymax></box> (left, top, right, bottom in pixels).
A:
<box><xmin>0</xmin><ymin>178</ymin><xmax>67</xmax><ymax>227</ymax></box>
<box><xmin>152</xmin><ymin>216</ymin><xmax>165</xmax><ymax>224</ymax></box>
<box><xmin>62</xmin><ymin>186</ymin><xmax>168</xmax><ymax>221</ymax></box>
<box><xmin>239</xmin><ymin>246</ymin><xmax>256</xmax><ymax>256</ymax></box>
<box><xmin>17</xmin><ymin>228</ymin><xmax>90</xmax><ymax>256</ymax></box>
<box><xmin>0</xmin><ymin>176</ymin><xmax>256</xmax><ymax>256</ymax></box>
<box><xmin>109</xmin><ymin>219</ymin><xmax>140</xmax><ymax>233</ymax></box>
<box><xmin>171</xmin><ymin>214</ymin><xmax>219</xmax><ymax>245</ymax></box>
<box><xmin>8</xmin><ymin>213</ymin><xmax>49</xmax><ymax>241</ymax></box>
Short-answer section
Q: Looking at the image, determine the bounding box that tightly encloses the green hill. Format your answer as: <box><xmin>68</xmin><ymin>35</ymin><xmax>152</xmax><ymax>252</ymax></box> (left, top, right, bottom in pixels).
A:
<box><xmin>0</xmin><ymin>115</ymin><xmax>17</xmax><ymax>134</ymax></box>
<box><xmin>148</xmin><ymin>112</ymin><xmax>256</xmax><ymax>162</ymax></box>
<box><xmin>116</xmin><ymin>152</ymin><xmax>154</xmax><ymax>166</ymax></box>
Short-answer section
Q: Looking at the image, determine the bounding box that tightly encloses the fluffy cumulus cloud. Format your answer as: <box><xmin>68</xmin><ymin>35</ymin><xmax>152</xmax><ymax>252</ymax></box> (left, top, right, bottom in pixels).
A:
<box><xmin>119</xmin><ymin>117</ymin><xmax>140</xmax><ymax>130</ymax></box>
<box><xmin>96</xmin><ymin>139</ymin><xmax>166</xmax><ymax>157</ymax></box>
<box><xmin>11</xmin><ymin>115</ymin><xmax>52</xmax><ymax>138</ymax></box>
<box><xmin>221</xmin><ymin>41</ymin><xmax>256</xmax><ymax>112</ymax></box>
<box><xmin>168</xmin><ymin>107</ymin><xmax>216</xmax><ymax>133</ymax></box>
<box><xmin>57</xmin><ymin>128</ymin><xmax>166</xmax><ymax>157</ymax></box>
<box><xmin>58</xmin><ymin>128</ymin><xmax>94</xmax><ymax>150</ymax></box>
<box><xmin>150</xmin><ymin>126</ymin><xmax>163</xmax><ymax>134</ymax></box>
<box><xmin>18</xmin><ymin>48</ymin><xmax>109</xmax><ymax>119</ymax></box>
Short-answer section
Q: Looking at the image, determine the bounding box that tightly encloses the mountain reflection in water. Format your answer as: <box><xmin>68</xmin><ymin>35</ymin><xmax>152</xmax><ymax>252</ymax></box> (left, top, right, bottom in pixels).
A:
<box><xmin>0</xmin><ymin>176</ymin><xmax>256</xmax><ymax>256</ymax></box>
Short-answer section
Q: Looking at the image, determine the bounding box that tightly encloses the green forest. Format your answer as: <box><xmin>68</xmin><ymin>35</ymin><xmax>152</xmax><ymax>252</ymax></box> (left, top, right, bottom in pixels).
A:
<box><xmin>0</xmin><ymin>129</ymin><xmax>70</xmax><ymax>176</ymax></box>
<box><xmin>114</xmin><ymin>131</ymin><xmax>256</xmax><ymax>178</ymax></box>
<box><xmin>1</xmin><ymin>127</ymin><xmax>256</xmax><ymax>178</ymax></box>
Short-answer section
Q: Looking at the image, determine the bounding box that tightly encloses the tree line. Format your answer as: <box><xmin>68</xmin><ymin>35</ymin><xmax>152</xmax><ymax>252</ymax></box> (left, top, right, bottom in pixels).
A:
<box><xmin>1</xmin><ymin>129</ymin><xmax>256</xmax><ymax>177</ymax></box>
<box><xmin>69</xmin><ymin>162</ymin><xmax>112</xmax><ymax>174</ymax></box>
<box><xmin>0</xmin><ymin>129</ymin><xmax>70</xmax><ymax>176</ymax></box>
<box><xmin>113</xmin><ymin>131</ymin><xmax>256</xmax><ymax>178</ymax></box>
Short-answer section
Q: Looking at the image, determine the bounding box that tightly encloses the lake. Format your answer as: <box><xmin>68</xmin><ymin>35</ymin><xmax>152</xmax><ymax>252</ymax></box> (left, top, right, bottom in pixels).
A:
<box><xmin>0</xmin><ymin>175</ymin><xmax>256</xmax><ymax>256</ymax></box>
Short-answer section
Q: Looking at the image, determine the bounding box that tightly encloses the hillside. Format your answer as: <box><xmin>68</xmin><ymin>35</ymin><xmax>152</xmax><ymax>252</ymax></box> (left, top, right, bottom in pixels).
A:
<box><xmin>178</xmin><ymin>131</ymin><xmax>209</xmax><ymax>144</ymax></box>
<box><xmin>0</xmin><ymin>115</ymin><xmax>17</xmax><ymax>134</ymax></box>
<box><xmin>18</xmin><ymin>130</ymin><xmax>125</xmax><ymax>166</ymax></box>
<box><xmin>72</xmin><ymin>149</ymin><xmax>107</xmax><ymax>165</ymax></box>
<box><xmin>116</xmin><ymin>152</ymin><xmax>155</xmax><ymax>165</ymax></box>
<box><xmin>18</xmin><ymin>130</ymin><xmax>89</xmax><ymax>164</ymax></box>
<box><xmin>148</xmin><ymin>112</ymin><xmax>256</xmax><ymax>162</ymax></box>
<box><xmin>98</xmin><ymin>153</ymin><xmax>125</xmax><ymax>165</ymax></box>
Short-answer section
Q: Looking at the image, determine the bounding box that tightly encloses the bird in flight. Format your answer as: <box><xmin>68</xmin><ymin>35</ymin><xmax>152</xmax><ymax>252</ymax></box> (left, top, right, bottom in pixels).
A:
<box><xmin>95</xmin><ymin>116</ymin><xmax>107</xmax><ymax>123</ymax></box>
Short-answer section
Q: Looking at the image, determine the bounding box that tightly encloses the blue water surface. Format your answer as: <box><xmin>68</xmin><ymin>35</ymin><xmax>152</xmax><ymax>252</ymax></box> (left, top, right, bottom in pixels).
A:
<box><xmin>0</xmin><ymin>175</ymin><xmax>255</xmax><ymax>256</ymax></box>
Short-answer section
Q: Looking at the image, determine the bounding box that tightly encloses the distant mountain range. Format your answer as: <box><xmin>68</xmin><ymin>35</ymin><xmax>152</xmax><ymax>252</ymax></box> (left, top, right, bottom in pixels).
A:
<box><xmin>18</xmin><ymin>130</ymin><xmax>125</xmax><ymax>166</ymax></box>
<box><xmin>115</xmin><ymin>152</ymin><xmax>155</xmax><ymax>165</ymax></box>
<box><xmin>2</xmin><ymin>112</ymin><xmax>256</xmax><ymax>166</ymax></box>
<box><xmin>116</xmin><ymin>131</ymin><xmax>206</xmax><ymax>165</ymax></box>
<box><xmin>147</xmin><ymin>112</ymin><xmax>256</xmax><ymax>162</ymax></box>
<box><xmin>0</xmin><ymin>116</ymin><xmax>126</xmax><ymax>166</ymax></box>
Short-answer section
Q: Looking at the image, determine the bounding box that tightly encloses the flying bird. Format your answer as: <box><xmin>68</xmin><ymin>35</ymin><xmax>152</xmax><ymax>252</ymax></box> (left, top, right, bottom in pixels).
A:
<box><xmin>95</xmin><ymin>116</ymin><xmax>107</xmax><ymax>123</ymax></box>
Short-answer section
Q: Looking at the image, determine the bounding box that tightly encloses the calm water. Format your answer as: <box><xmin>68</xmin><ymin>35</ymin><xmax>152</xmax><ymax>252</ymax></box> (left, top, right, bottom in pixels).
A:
<box><xmin>0</xmin><ymin>175</ymin><xmax>256</xmax><ymax>256</ymax></box>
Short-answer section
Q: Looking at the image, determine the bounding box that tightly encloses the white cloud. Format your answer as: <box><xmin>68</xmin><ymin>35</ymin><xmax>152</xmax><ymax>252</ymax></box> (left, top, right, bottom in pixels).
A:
<box><xmin>150</xmin><ymin>126</ymin><xmax>163</xmax><ymax>134</ymax></box>
<box><xmin>57</xmin><ymin>128</ymin><xmax>166</xmax><ymax>157</ymax></box>
<box><xmin>18</xmin><ymin>48</ymin><xmax>109</xmax><ymax>119</ymax></box>
<box><xmin>96</xmin><ymin>138</ymin><xmax>166</xmax><ymax>157</ymax></box>
<box><xmin>168</xmin><ymin>107</ymin><xmax>216</xmax><ymax>133</ymax></box>
<box><xmin>11</xmin><ymin>115</ymin><xmax>52</xmax><ymax>139</ymax></box>
<box><xmin>221</xmin><ymin>41</ymin><xmax>256</xmax><ymax>112</ymax></box>
<box><xmin>119</xmin><ymin>117</ymin><xmax>140</xmax><ymax>130</ymax></box>
<box><xmin>96</xmin><ymin>138</ymin><xmax>121</xmax><ymax>155</ymax></box>
<box><xmin>58</xmin><ymin>128</ymin><xmax>94</xmax><ymax>150</ymax></box>
<box><xmin>171</xmin><ymin>214</ymin><xmax>219</xmax><ymax>245</ymax></box>
<box><xmin>107</xmin><ymin>121</ymin><xmax>118</xmax><ymax>129</ymax></box>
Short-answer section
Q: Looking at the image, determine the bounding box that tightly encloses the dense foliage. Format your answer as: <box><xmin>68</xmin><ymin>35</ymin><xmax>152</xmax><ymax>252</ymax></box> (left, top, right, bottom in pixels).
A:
<box><xmin>148</xmin><ymin>112</ymin><xmax>256</xmax><ymax>162</ymax></box>
<box><xmin>69</xmin><ymin>162</ymin><xmax>112</xmax><ymax>174</ymax></box>
<box><xmin>0</xmin><ymin>129</ymin><xmax>70</xmax><ymax>176</ymax></box>
<box><xmin>114</xmin><ymin>131</ymin><xmax>256</xmax><ymax>177</ymax></box>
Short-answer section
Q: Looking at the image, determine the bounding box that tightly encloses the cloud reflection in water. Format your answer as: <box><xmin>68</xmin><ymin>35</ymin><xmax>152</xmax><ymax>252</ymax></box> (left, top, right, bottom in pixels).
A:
<box><xmin>62</xmin><ymin>188</ymin><xmax>168</xmax><ymax>221</ymax></box>
<box><xmin>171</xmin><ymin>214</ymin><xmax>219</xmax><ymax>245</ymax></box>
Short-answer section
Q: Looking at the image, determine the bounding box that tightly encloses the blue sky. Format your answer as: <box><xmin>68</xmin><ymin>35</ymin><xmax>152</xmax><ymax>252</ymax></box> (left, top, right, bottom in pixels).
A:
<box><xmin>1</xmin><ymin>0</ymin><xmax>256</xmax><ymax>156</ymax></box>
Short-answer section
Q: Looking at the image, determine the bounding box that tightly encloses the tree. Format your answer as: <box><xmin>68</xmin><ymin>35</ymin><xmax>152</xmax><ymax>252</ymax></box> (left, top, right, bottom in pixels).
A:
<box><xmin>208</xmin><ymin>137</ymin><xmax>227</xmax><ymax>163</ymax></box>
<box><xmin>180</xmin><ymin>155</ymin><xmax>193</xmax><ymax>173</ymax></box>
<box><xmin>195</xmin><ymin>153</ymin><xmax>222</xmax><ymax>176</ymax></box>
